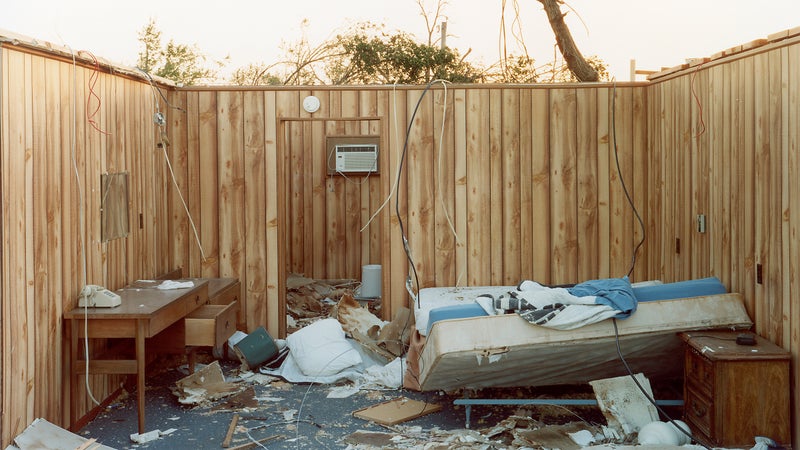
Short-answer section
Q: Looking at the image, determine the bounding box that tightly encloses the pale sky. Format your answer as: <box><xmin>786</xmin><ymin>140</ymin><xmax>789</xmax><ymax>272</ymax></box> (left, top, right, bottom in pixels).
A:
<box><xmin>2</xmin><ymin>0</ymin><xmax>798</xmax><ymax>82</ymax></box>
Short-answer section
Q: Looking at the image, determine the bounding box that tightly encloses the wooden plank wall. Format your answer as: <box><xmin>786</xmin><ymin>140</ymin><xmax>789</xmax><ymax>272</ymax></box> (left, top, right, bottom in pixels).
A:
<box><xmin>646</xmin><ymin>34</ymin><xmax>800</xmax><ymax>445</ymax></box>
<box><xmin>2</xmin><ymin>32</ymin><xmax>799</xmax><ymax>449</ymax></box>
<box><xmin>165</xmin><ymin>84</ymin><xmax>649</xmax><ymax>339</ymax></box>
<box><xmin>0</xmin><ymin>45</ymin><xmax>173</xmax><ymax>445</ymax></box>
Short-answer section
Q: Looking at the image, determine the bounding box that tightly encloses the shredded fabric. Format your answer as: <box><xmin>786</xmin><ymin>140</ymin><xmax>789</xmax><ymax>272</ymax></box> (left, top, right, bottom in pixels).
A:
<box><xmin>478</xmin><ymin>277</ymin><xmax>637</xmax><ymax>330</ymax></box>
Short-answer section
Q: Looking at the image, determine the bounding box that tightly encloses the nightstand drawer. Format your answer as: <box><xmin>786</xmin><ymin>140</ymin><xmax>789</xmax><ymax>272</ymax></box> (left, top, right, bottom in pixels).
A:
<box><xmin>685</xmin><ymin>347</ymin><xmax>714</xmax><ymax>395</ymax></box>
<box><xmin>185</xmin><ymin>301</ymin><xmax>238</xmax><ymax>347</ymax></box>
<box><xmin>684</xmin><ymin>385</ymin><xmax>713</xmax><ymax>439</ymax></box>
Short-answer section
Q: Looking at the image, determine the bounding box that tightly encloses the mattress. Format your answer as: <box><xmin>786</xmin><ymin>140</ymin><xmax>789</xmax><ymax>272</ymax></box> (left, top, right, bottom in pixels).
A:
<box><xmin>415</xmin><ymin>277</ymin><xmax>729</xmax><ymax>336</ymax></box>
<box><xmin>412</xmin><ymin>289</ymin><xmax>752</xmax><ymax>392</ymax></box>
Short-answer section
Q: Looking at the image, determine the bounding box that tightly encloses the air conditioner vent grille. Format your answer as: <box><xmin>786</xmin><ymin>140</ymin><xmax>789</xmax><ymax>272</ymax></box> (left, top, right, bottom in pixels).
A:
<box><xmin>334</xmin><ymin>144</ymin><xmax>378</xmax><ymax>173</ymax></box>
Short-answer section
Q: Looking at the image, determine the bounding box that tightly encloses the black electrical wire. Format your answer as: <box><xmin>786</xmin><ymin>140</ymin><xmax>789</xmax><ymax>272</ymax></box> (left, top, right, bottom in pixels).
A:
<box><xmin>609</xmin><ymin>84</ymin><xmax>709</xmax><ymax>448</ymax></box>
<box><xmin>611</xmin><ymin>82</ymin><xmax>646</xmax><ymax>278</ymax></box>
<box><xmin>394</xmin><ymin>80</ymin><xmax>440</xmax><ymax>308</ymax></box>
<box><xmin>612</xmin><ymin>319</ymin><xmax>712</xmax><ymax>450</ymax></box>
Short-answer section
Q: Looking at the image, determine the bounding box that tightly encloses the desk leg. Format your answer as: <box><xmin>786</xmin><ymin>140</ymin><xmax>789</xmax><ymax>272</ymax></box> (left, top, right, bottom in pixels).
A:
<box><xmin>69</xmin><ymin>319</ymin><xmax>79</xmax><ymax>431</ymax></box>
<box><xmin>136</xmin><ymin>319</ymin><xmax>147</xmax><ymax>434</ymax></box>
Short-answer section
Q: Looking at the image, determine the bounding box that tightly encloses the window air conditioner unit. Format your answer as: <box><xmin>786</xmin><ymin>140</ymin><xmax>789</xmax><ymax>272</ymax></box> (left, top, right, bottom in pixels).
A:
<box><xmin>334</xmin><ymin>144</ymin><xmax>379</xmax><ymax>173</ymax></box>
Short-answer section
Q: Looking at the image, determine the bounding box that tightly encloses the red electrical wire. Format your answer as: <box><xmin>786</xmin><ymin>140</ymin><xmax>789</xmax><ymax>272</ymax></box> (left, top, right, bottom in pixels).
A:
<box><xmin>78</xmin><ymin>50</ymin><xmax>111</xmax><ymax>136</ymax></box>
<box><xmin>690</xmin><ymin>63</ymin><xmax>706</xmax><ymax>139</ymax></box>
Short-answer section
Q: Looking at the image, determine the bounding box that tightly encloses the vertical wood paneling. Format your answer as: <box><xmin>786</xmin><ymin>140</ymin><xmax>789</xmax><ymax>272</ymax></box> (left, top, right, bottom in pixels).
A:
<box><xmin>386</xmin><ymin>89</ymin><xmax>408</xmax><ymax>317</ymax></box>
<box><xmin>754</xmin><ymin>52</ymin><xmax>770</xmax><ymax>335</ymax></box>
<box><xmin>609</xmin><ymin>87</ymin><xmax>634</xmax><ymax>278</ymax></box>
<box><xmin>576</xmin><ymin>88</ymin><xmax>598</xmax><ymax>281</ymax></box>
<box><xmin>198</xmin><ymin>92</ymin><xmax>219</xmax><ymax>277</ymax></box>
<box><xmin>465</xmin><ymin>89</ymin><xmax>490</xmax><ymax>285</ymax></box>
<box><xmin>631</xmin><ymin>87</ymin><xmax>648</xmax><ymax>282</ymax></box>
<box><xmin>453</xmin><ymin>89</ymin><xmax>467</xmax><ymax>287</ymax></box>
<box><xmin>645</xmin><ymin>37</ymin><xmax>800</xmax><ymax>447</ymax></box>
<box><xmin>310</xmin><ymin>119</ymin><xmax>326</xmax><ymax>279</ymax></box>
<box><xmin>433</xmin><ymin>88</ymin><xmax>456</xmax><ymax>287</ymax></box>
<box><xmin>1</xmin><ymin>46</ymin><xmax>166</xmax><ymax>445</ymax></box>
<box><xmin>263</xmin><ymin>90</ymin><xmax>281</xmax><ymax>335</ymax></box>
<box><xmin>787</xmin><ymin>41</ymin><xmax>800</xmax><ymax>446</ymax></box>
<box><xmin>530</xmin><ymin>89</ymin><xmax>551</xmax><ymax>282</ymax></box>
<box><xmin>2</xmin><ymin>48</ymin><xmax>30</xmax><ymax>440</ymax></box>
<box><xmin>550</xmin><ymin>88</ymin><xmax>577</xmax><ymax>284</ymax></box>
<box><xmin>243</xmin><ymin>91</ymin><xmax>267</xmax><ymax>331</ymax></box>
<box><xmin>217</xmin><ymin>91</ymin><xmax>245</xmax><ymax>294</ymax></box>
<box><xmin>518</xmin><ymin>89</ymin><xmax>533</xmax><ymax>279</ymax></box>
<box><xmin>488</xmin><ymin>90</ymin><xmax>503</xmax><ymax>285</ymax></box>
<box><xmin>501</xmin><ymin>89</ymin><xmax>521</xmax><ymax>285</ymax></box>
<box><xmin>596</xmin><ymin>87</ymin><xmax>611</xmax><ymax>278</ymax></box>
<box><xmin>407</xmin><ymin>88</ymin><xmax>435</xmax><ymax>289</ymax></box>
<box><xmin>766</xmin><ymin>49</ymin><xmax>784</xmax><ymax>344</ymax></box>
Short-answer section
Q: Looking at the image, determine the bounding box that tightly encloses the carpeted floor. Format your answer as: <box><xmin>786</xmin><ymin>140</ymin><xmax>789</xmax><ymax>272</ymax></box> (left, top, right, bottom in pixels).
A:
<box><xmin>75</xmin><ymin>352</ymin><xmax>657</xmax><ymax>450</ymax></box>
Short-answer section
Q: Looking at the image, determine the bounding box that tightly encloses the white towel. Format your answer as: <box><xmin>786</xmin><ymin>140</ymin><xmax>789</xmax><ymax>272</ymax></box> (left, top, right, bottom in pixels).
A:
<box><xmin>157</xmin><ymin>280</ymin><xmax>194</xmax><ymax>290</ymax></box>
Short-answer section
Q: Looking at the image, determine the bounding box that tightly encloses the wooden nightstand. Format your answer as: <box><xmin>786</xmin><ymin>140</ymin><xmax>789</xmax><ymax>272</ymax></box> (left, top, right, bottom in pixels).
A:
<box><xmin>679</xmin><ymin>331</ymin><xmax>791</xmax><ymax>448</ymax></box>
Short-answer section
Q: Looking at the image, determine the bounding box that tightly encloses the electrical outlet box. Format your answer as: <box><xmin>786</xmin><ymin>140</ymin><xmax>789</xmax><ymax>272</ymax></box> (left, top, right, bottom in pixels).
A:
<box><xmin>697</xmin><ymin>214</ymin><xmax>706</xmax><ymax>233</ymax></box>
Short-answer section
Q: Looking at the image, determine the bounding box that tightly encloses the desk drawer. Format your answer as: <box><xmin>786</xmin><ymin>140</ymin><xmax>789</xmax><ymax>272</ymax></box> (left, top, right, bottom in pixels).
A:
<box><xmin>185</xmin><ymin>301</ymin><xmax>238</xmax><ymax>347</ymax></box>
<box><xmin>209</xmin><ymin>280</ymin><xmax>241</xmax><ymax>306</ymax></box>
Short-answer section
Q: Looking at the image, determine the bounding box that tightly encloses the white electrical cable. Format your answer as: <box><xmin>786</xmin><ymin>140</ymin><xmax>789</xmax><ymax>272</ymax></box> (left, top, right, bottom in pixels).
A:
<box><xmin>139</xmin><ymin>70</ymin><xmax>207</xmax><ymax>262</ymax></box>
<box><xmin>160</xmin><ymin>139</ymin><xmax>207</xmax><ymax>262</ymax></box>
<box><xmin>67</xmin><ymin>45</ymin><xmax>101</xmax><ymax>406</ymax></box>
<box><xmin>360</xmin><ymin>82</ymin><xmax>405</xmax><ymax>232</ymax></box>
<box><xmin>432</xmin><ymin>80</ymin><xmax>466</xmax><ymax>288</ymax></box>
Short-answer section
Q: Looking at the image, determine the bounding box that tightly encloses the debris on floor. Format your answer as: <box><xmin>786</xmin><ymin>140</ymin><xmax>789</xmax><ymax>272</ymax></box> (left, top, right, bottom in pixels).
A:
<box><xmin>352</xmin><ymin>397</ymin><xmax>442</xmax><ymax>426</ymax></box>
<box><xmin>589</xmin><ymin>373</ymin><xmax>658</xmax><ymax>435</ymax></box>
<box><xmin>129</xmin><ymin>428</ymin><xmax>176</xmax><ymax>444</ymax></box>
<box><xmin>77</xmin><ymin>277</ymin><xmax>699</xmax><ymax>449</ymax></box>
<box><xmin>172</xmin><ymin>360</ymin><xmax>244</xmax><ymax>405</ymax></box>
<box><xmin>286</xmin><ymin>273</ymin><xmax>366</xmax><ymax>332</ymax></box>
<box><xmin>5</xmin><ymin>418</ymin><xmax>115</xmax><ymax>450</ymax></box>
<box><xmin>335</xmin><ymin>293</ymin><xmax>412</xmax><ymax>364</ymax></box>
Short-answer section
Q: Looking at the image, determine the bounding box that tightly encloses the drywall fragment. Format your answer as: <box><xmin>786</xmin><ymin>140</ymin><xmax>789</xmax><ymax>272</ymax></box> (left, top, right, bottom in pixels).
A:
<box><xmin>9</xmin><ymin>418</ymin><xmax>115</xmax><ymax>450</ymax></box>
<box><xmin>589</xmin><ymin>373</ymin><xmax>658</xmax><ymax>435</ymax></box>
<box><xmin>173</xmin><ymin>360</ymin><xmax>243</xmax><ymax>405</ymax></box>
<box><xmin>129</xmin><ymin>430</ymin><xmax>160</xmax><ymax>444</ymax></box>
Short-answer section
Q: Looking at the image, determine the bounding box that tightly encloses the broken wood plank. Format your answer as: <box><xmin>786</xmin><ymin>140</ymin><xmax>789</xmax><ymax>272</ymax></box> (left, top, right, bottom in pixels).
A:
<box><xmin>227</xmin><ymin>434</ymin><xmax>282</xmax><ymax>450</ymax></box>
<box><xmin>221</xmin><ymin>413</ymin><xmax>239</xmax><ymax>448</ymax></box>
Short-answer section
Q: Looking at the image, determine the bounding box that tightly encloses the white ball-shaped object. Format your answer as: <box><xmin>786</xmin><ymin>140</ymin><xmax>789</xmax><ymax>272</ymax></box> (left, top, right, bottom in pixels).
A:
<box><xmin>638</xmin><ymin>421</ymin><xmax>680</xmax><ymax>446</ymax></box>
<box><xmin>669</xmin><ymin>419</ymin><xmax>692</xmax><ymax>445</ymax></box>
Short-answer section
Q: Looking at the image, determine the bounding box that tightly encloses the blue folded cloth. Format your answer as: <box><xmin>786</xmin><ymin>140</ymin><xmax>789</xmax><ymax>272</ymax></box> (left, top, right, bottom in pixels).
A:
<box><xmin>568</xmin><ymin>276</ymin><xmax>637</xmax><ymax>318</ymax></box>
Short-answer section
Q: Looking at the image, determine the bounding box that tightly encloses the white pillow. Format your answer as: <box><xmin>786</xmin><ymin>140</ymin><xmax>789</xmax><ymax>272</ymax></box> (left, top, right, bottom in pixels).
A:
<box><xmin>286</xmin><ymin>318</ymin><xmax>362</xmax><ymax>377</ymax></box>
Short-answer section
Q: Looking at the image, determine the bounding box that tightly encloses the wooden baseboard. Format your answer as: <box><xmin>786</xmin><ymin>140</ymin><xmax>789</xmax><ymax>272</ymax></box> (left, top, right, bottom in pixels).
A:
<box><xmin>70</xmin><ymin>380</ymin><xmax>132</xmax><ymax>432</ymax></box>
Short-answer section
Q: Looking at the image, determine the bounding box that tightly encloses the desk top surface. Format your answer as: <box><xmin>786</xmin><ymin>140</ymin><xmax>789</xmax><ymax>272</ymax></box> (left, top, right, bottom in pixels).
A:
<box><xmin>64</xmin><ymin>279</ymin><xmax>209</xmax><ymax>319</ymax></box>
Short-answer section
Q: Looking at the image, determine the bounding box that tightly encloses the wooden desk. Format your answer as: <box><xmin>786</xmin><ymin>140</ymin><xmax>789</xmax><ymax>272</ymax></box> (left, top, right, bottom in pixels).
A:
<box><xmin>64</xmin><ymin>279</ymin><xmax>209</xmax><ymax>434</ymax></box>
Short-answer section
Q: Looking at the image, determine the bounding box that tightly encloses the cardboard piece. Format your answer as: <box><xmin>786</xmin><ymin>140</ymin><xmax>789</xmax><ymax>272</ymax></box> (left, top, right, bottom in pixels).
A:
<box><xmin>353</xmin><ymin>397</ymin><xmax>441</xmax><ymax>426</ymax></box>
<box><xmin>514</xmin><ymin>423</ymin><xmax>595</xmax><ymax>450</ymax></box>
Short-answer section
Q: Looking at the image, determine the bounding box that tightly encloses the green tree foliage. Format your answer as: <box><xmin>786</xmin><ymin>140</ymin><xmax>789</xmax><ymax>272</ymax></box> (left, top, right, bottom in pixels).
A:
<box><xmin>338</xmin><ymin>31</ymin><xmax>480</xmax><ymax>84</ymax></box>
<box><xmin>136</xmin><ymin>18</ymin><xmax>222</xmax><ymax>86</ymax></box>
